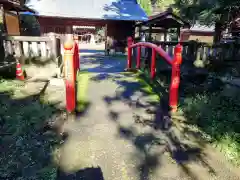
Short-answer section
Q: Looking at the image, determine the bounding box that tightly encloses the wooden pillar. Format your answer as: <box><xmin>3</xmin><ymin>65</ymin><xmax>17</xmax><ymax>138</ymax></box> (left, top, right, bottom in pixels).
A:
<box><xmin>177</xmin><ymin>27</ymin><xmax>181</xmax><ymax>41</ymax></box>
<box><xmin>127</xmin><ymin>37</ymin><xmax>133</xmax><ymax>69</ymax></box>
<box><xmin>0</xmin><ymin>4</ymin><xmax>6</xmax><ymax>61</ymax></box>
<box><xmin>104</xmin><ymin>23</ymin><xmax>108</xmax><ymax>55</ymax></box>
<box><xmin>0</xmin><ymin>4</ymin><xmax>6</xmax><ymax>35</ymax></box>
<box><xmin>139</xmin><ymin>26</ymin><xmax>142</xmax><ymax>37</ymax></box>
<box><xmin>169</xmin><ymin>44</ymin><xmax>183</xmax><ymax>112</ymax></box>
<box><xmin>164</xmin><ymin>29</ymin><xmax>167</xmax><ymax>42</ymax></box>
<box><xmin>17</xmin><ymin>11</ymin><xmax>22</xmax><ymax>35</ymax></box>
<box><xmin>66</xmin><ymin>26</ymin><xmax>73</xmax><ymax>40</ymax></box>
<box><xmin>147</xmin><ymin>25</ymin><xmax>152</xmax><ymax>68</ymax></box>
<box><xmin>214</xmin><ymin>22</ymin><xmax>222</xmax><ymax>43</ymax></box>
<box><xmin>149</xmin><ymin>25</ymin><xmax>152</xmax><ymax>42</ymax></box>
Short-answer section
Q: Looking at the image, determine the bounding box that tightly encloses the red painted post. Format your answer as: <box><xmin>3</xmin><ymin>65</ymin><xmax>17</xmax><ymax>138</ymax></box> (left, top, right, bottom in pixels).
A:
<box><xmin>64</xmin><ymin>40</ymin><xmax>76</xmax><ymax>113</ymax></box>
<box><xmin>137</xmin><ymin>46</ymin><xmax>141</xmax><ymax>69</ymax></box>
<box><xmin>127</xmin><ymin>37</ymin><xmax>133</xmax><ymax>70</ymax></box>
<box><xmin>169</xmin><ymin>44</ymin><xmax>183</xmax><ymax>112</ymax></box>
<box><xmin>74</xmin><ymin>35</ymin><xmax>80</xmax><ymax>71</ymax></box>
<box><xmin>151</xmin><ymin>48</ymin><xmax>156</xmax><ymax>79</ymax></box>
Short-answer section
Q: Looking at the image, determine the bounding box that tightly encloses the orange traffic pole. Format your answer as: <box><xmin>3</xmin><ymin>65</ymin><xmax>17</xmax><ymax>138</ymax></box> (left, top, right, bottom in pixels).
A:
<box><xmin>16</xmin><ymin>61</ymin><xmax>24</xmax><ymax>81</ymax></box>
<box><xmin>63</xmin><ymin>39</ymin><xmax>76</xmax><ymax>113</ymax></box>
<box><xmin>169</xmin><ymin>44</ymin><xmax>183</xmax><ymax>113</ymax></box>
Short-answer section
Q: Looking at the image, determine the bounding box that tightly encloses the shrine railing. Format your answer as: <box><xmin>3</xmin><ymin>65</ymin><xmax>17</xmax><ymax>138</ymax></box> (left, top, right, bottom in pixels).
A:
<box><xmin>2</xmin><ymin>35</ymin><xmax>61</xmax><ymax>58</ymax></box>
<box><xmin>0</xmin><ymin>34</ymin><xmax>63</xmax><ymax>79</ymax></box>
<box><xmin>127</xmin><ymin>37</ymin><xmax>183</xmax><ymax>112</ymax></box>
<box><xmin>152</xmin><ymin>40</ymin><xmax>240</xmax><ymax>64</ymax></box>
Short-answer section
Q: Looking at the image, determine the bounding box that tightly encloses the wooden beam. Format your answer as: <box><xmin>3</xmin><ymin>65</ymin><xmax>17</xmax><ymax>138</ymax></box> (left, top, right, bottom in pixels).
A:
<box><xmin>2</xmin><ymin>35</ymin><xmax>50</xmax><ymax>42</ymax></box>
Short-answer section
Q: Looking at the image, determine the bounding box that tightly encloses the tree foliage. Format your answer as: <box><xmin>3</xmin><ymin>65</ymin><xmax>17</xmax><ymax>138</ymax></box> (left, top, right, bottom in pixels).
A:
<box><xmin>137</xmin><ymin>0</ymin><xmax>180</xmax><ymax>16</ymax></box>
<box><xmin>137</xmin><ymin>0</ymin><xmax>153</xmax><ymax>15</ymax></box>
<box><xmin>154</xmin><ymin>0</ymin><xmax>175</xmax><ymax>12</ymax></box>
<box><xmin>173</xmin><ymin>0</ymin><xmax>240</xmax><ymax>26</ymax></box>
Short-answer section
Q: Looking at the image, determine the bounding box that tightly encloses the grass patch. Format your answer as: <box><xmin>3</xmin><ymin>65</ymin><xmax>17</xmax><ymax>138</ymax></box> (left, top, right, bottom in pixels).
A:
<box><xmin>0</xmin><ymin>78</ymin><xmax>63</xmax><ymax>179</ymax></box>
<box><xmin>180</xmin><ymin>90</ymin><xmax>240</xmax><ymax>166</ymax></box>
<box><xmin>76</xmin><ymin>71</ymin><xmax>90</xmax><ymax>112</ymax></box>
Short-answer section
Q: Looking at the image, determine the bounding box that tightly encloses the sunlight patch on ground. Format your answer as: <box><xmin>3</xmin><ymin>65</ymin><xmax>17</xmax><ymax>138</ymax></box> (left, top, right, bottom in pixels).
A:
<box><xmin>0</xmin><ymin>79</ymin><xmax>25</xmax><ymax>98</ymax></box>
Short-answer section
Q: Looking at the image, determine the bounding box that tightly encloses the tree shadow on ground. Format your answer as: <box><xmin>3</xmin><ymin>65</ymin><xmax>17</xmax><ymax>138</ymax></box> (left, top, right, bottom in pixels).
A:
<box><xmin>80</xmin><ymin>54</ymin><xmax>164</xmax><ymax>179</ymax></box>
<box><xmin>0</xmin><ymin>79</ymin><xmax>66</xmax><ymax>179</ymax></box>
<box><xmin>90</xmin><ymin>67</ymin><xmax>216</xmax><ymax>179</ymax></box>
<box><xmin>0</xmin><ymin>76</ymin><xmax>98</xmax><ymax>180</ymax></box>
<box><xmin>56</xmin><ymin>166</ymin><xmax>105</xmax><ymax>180</ymax></box>
<box><xmin>117</xmin><ymin>125</ymin><xmax>165</xmax><ymax>180</ymax></box>
<box><xmin>79</xmin><ymin>52</ymin><xmax>223</xmax><ymax>179</ymax></box>
<box><xmin>140</xmin><ymin>71</ymin><xmax>219</xmax><ymax>178</ymax></box>
<box><xmin>80</xmin><ymin>54</ymin><xmax>126</xmax><ymax>74</ymax></box>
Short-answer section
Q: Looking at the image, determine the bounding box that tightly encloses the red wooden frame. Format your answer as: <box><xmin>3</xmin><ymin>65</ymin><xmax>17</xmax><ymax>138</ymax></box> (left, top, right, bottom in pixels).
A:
<box><xmin>127</xmin><ymin>36</ymin><xmax>183</xmax><ymax>112</ymax></box>
<box><xmin>63</xmin><ymin>38</ymin><xmax>80</xmax><ymax>113</ymax></box>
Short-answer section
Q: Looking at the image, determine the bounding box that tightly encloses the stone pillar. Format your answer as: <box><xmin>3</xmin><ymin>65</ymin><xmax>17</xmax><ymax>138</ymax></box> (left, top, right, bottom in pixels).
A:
<box><xmin>48</xmin><ymin>32</ymin><xmax>57</xmax><ymax>58</ymax></box>
<box><xmin>48</xmin><ymin>32</ymin><xmax>61</xmax><ymax>67</ymax></box>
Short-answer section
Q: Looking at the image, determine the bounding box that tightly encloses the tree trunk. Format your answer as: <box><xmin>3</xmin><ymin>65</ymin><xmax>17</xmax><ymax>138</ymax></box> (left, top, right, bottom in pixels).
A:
<box><xmin>214</xmin><ymin>22</ymin><xmax>223</xmax><ymax>43</ymax></box>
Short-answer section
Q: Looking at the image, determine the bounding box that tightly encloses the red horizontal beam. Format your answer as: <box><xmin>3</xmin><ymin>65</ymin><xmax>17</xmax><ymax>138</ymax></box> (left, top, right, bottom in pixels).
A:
<box><xmin>130</xmin><ymin>42</ymin><xmax>173</xmax><ymax>65</ymax></box>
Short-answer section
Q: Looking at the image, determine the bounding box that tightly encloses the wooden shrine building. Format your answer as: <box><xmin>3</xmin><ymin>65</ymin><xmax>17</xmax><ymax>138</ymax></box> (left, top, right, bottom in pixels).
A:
<box><xmin>0</xmin><ymin>0</ymin><xmax>34</xmax><ymax>36</ymax></box>
<box><xmin>25</xmin><ymin>0</ymin><xmax>148</xmax><ymax>44</ymax></box>
<box><xmin>135</xmin><ymin>8</ymin><xmax>190</xmax><ymax>42</ymax></box>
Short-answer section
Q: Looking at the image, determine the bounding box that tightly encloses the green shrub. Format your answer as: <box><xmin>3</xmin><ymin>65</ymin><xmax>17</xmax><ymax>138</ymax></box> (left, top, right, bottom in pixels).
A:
<box><xmin>180</xmin><ymin>89</ymin><xmax>240</xmax><ymax>165</ymax></box>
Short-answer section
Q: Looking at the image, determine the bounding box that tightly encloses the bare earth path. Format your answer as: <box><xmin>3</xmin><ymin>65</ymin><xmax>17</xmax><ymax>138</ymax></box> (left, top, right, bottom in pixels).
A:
<box><xmin>57</xmin><ymin>53</ymin><xmax>240</xmax><ymax>180</ymax></box>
